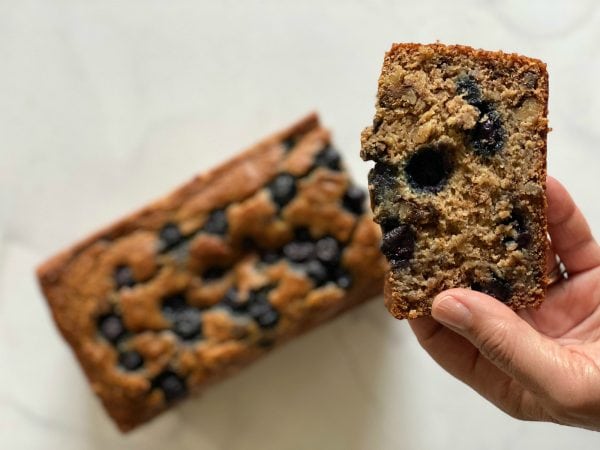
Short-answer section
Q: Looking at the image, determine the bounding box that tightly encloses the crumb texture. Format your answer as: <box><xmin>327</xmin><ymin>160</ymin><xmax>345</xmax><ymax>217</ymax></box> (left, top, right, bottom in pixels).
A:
<box><xmin>37</xmin><ymin>113</ymin><xmax>386</xmax><ymax>431</ymax></box>
<box><xmin>361</xmin><ymin>43</ymin><xmax>549</xmax><ymax>319</ymax></box>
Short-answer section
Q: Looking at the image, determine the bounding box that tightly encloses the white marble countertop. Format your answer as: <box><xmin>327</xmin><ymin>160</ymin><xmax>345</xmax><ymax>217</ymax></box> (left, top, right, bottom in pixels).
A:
<box><xmin>1</xmin><ymin>1</ymin><xmax>600</xmax><ymax>448</ymax></box>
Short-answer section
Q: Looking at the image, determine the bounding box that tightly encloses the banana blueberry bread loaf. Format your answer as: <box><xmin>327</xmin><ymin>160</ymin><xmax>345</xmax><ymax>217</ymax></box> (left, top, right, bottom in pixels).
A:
<box><xmin>37</xmin><ymin>113</ymin><xmax>386</xmax><ymax>431</ymax></box>
<box><xmin>361</xmin><ymin>43</ymin><xmax>549</xmax><ymax>319</ymax></box>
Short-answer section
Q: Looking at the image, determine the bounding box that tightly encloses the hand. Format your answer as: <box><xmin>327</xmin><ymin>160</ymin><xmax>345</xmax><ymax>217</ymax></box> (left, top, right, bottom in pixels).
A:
<box><xmin>410</xmin><ymin>176</ymin><xmax>600</xmax><ymax>431</ymax></box>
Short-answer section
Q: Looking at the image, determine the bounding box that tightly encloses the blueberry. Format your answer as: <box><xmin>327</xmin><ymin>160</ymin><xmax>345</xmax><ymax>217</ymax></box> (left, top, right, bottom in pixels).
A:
<box><xmin>343</xmin><ymin>186</ymin><xmax>366</xmax><ymax>215</ymax></box>
<box><xmin>152</xmin><ymin>371</ymin><xmax>187</xmax><ymax>403</ymax></box>
<box><xmin>294</xmin><ymin>227</ymin><xmax>312</xmax><ymax>242</ymax></box>
<box><xmin>516</xmin><ymin>232</ymin><xmax>532</xmax><ymax>248</ymax></box>
<box><xmin>368</xmin><ymin>162</ymin><xmax>398</xmax><ymax>206</ymax></box>
<box><xmin>203</xmin><ymin>209</ymin><xmax>228</xmax><ymax>236</ymax></box>
<box><xmin>305</xmin><ymin>260</ymin><xmax>329</xmax><ymax>286</ymax></box>
<box><xmin>503</xmin><ymin>210</ymin><xmax>526</xmax><ymax>234</ymax></box>
<box><xmin>173</xmin><ymin>310</ymin><xmax>202</xmax><ymax>341</ymax></box>
<box><xmin>98</xmin><ymin>314</ymin><xmax>126</xmax><ymax>344</ymax></box>
<box><xmin>255</xmin><ymin>309</ymin><xmax>280</xmax><ymax>329</ymax></box>
<box><xmin>268</xmin><ymin>173</ymin><xmax>297</xmax><ymax>209</ymax></box>
<box><xmin>283</xmin><ymin>241</ymin><xmax>315</xmax><ymax>263</ymax></box>
<box><xmin>381</xmin><ymin>225</ymin><xmax>416</xmax><ymax>268</ymax></box>
<box><xmin>118</xmin><ymin>351</ymin><xmax>144</xmax><ymax>371</ymax></box>
<box><xmin>379</xmin><ymin>216</ymin><xmax>400</xmax><ymax>233</ymax></box>
<box><xmin>114</xmin><ymin>265</ymin><xmax>136</xmax><ymax>289</ymax></box>
<box><xmin>260</xmin><ymin>249</ymin><xmax>281</xmax><ymax>264</ymax></box>
<box><xmin>247</xmin><ymin>288</ymin><xmax>279</xmax><ymax>329</ymax></box>
<box><xmin>161</xmin><ymin>294</ymin><xmax>188</xmax><ymax>318</ymax></box>
<box><xmin>221</xmin><ymin>287</ymin><xmax>246</xmax><ymax>313</ymax></box>
<box><xmin>282</xmin><ymin>136</ymin><xmax>296</xmax><ymax>152</ymax></box>
<box><xmin>456</xmin><ymin>75</ymin><xmax>483</xmax><ymax>107</ymax></box>
<box><xmin>202</xmin><ymin>266</ymin><xmax>226</xmax><ymax>281</ymax></box>
<box><xmin>405</xmin><ymin>146</ymin><xmax>453</xmax><ymax>193</ymax></box>
<box><xmin>502</xmin><ymin>210</ymin><xmax>531</xmax><ymax>249</ymax></box>
<box><xmin>335</xmin><ymin>270</ymin><xmax>352</xmax><ymax>289</ymax></box>
<box><xmin>455</xmin><ymin>75</ymin><xmax>506</xmax><ymax>156</ymax></box>
<box><xmin>472</xmin><ymin>277</ymin><xmax>512</xmax><ymax>303</ymax></box>
<box><xmin>248</xmin><ymin>287</ymin><xmax>270</xmax><ymax>306</ymax></box>
<box><xmin>159</xmin><ymin>223</ymin><xmax>183</xmax><ymax>250</ymax></box>
<box><xmin>470</xmin><ymin>109</ymin><xmax>505</xmax><ymax>156</ymax></box>
<box><xmin>242</xmin><ymin>236</ymin><xmax>257</xmax><ymax>250</ymax></box>
<box><xmin>314</xmin><ymin>146</ymin><xmax>341</xmax><ymax>171</ymax></box>
<box><xmin>315</xmin><ymin>237</ymin><xmax>341</xmax><ymax>266</ymax></box>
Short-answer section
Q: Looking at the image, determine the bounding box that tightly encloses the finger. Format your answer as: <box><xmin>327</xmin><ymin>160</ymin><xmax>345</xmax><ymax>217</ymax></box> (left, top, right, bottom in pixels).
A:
<box><xmin>409</xmin><ymin>317</ymin><xmax>552</xmax><ymax>421</ymax></box>
<box><xmin>409</xmin><ymin>317</ymin><xmax>514</xmax><ymax>394</ymax></box>
<box><xmin>546</xmin><ymin>177</ymin><xmax>600</xmax><ymax>274</ymax></box>
<box><xmin>519</xmin><ymin>267</ymin><xmax>600</xmax><ymax>338</ymax></box>
<box><xmin>430</xmin><ymin>288</ymin><xmax>566</xmax><ymax>399</ymax></box>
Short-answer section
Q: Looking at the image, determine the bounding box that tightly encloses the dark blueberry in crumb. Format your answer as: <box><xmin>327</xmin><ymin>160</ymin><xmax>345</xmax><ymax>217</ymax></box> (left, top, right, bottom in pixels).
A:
<box><xmin>202</xmin><ymin>266</ymin><xmax>227</xmax><ymax>281</ymax></box>
<box><xmin>161</xmin><ymin>293</ymin><xmax>188</xmax><ymax>318</ymax></box>
<box><xmin>516</xmin><ymin>232</ymin><xmax>532</xmax><ymax>248</ymax></box>
<box><xmin>242</xmin><ymin>236</ymin><xmax>257</xmax><ymax>250</ymax></box>
<box><xmin>159</xmin><ymin>223</ymin><xmax>183</xmax><ymax>250</ymax></box>
<box><xmin>98</xmin><ymin>314</ymin><xmax>126</xmax><ymax>343</ymax></box>
<box><xmin>335</xmin><ymin>270</ymin><xmax>352</xmax><ymax>289</ymax></box>
<box><xmin>368</xmin><ymin>162</ymin><xmax>398</xmax><ymax>206</ymax></box>
<box><xmin>247</xmin><ymin>303</ymin><xmax>279</xmax><ymax>327</ymax></box>
<box><xmin>282</xmin><ymin>136</ymin><xmax>296</xmax><ymax>152</ymax></box>
<box><xmin>255</xmin><ymin>309</ymin><xmax>280</xmax><ymax>328</ymax></box>
<box><xmin>504</xmin><ymin>210</ymin><xmax>526</xmax><ymax>234</ymax></box>
<box><xmin>268</xmin><ymin>173</ymin><xmax>297</xmax><ymax>208</ymax></box>
<box><xmin>119</xmin><ymin>351</ymin><xmax>143</xmax><ymax>371</ymax></box>
<box><xmin>343</xmin><ymin>186</ymin><xmax>366</xmax><ymax>215</ymax></box>
<box><xmin>221</xmin><ymin>287</ymin><xmax>246</xmax><ymax>313</ymax></box>
<box><xmin>202</xmin><ymin>209</ymin><xmax>228</xmax><ymax>235</ymax></box>
<box><xmin>248</xmin><ymin>287</ymin><xmax>271</xmax><ymax>306</ymax></box>
<box><xmin>314</xmin><ymin>146</ymin><xmax>341</xmax><ymax>171</ymax></box>
<box><xmin>315</xmin><ymin>237</ymin><xmax>341</xmax><ymax>266</ymax></box>
<box><xmin>456</xmin><ymin>75</ymin><xmax>483</xmax><ymax>107</ymax></box>
<box><xmin>294</xmin><ymin>227</ymin><xmax>312</xmax><ymax>241</ymax></box>
<box><xmin>470</xmin><ymin>109</ymin><xmax>505</xmax><ymax>156</ymax></box>
<box><xmin>305</xmin><ymin>259</ymin><xmax>329</xmax><ymax>286</ymax></box>
<box><xmin>381</xmin><ymin>225</ymin><xmax>416</xmax><ymax>268</ymax></box>
<box><xmin>114</xmin><ymin>265</ymin><xmax>136</xmax><ymax>289</ymax></box>
<box><xmin>261</xmin><ymin>249</ymin><xmax>281</xmax><ymax>264</ymax></box>
<box><xmin>247</xmin><ymin>288</ymin><xmax>279</xmax><ymax>329</ymax></box>
<box><xmin>379</xmin><ymin>216</ymin><xmax>400</xmax><ymax>233</ymax></box>
<box><xmin>472</xmin><ymin>277</ymin><xmax>512</xmax><ymax>303</ymax></box>
<box><xmin>173</xmin><ymin>311</ymin><xmax>202</xmax><ymax>341</ymax></box>
<box><xmin>405</xmin><ymin>146</ymin><xmax>453</xmax><ymax>193</ymax></box>
<box><xmin>153</xmin><ymin>371</ymin><xmax>187</xmax><ymax>403</ymax></box>
<box><xmin>502</xmin><ymin>210</ymin><xmax>531</xmax><ymax>248</ymax></box>
<box><xmin>283</xmin><ymin>240</ymin><xmax>315</xmax><ymax>263</ymax></box>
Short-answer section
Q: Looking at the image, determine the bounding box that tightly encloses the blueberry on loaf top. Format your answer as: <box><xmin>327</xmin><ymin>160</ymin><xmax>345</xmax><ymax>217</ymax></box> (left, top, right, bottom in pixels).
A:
<box><xmin>37</xmin><ymin>113</ymin><xmax>387</xmax><ymax>431</ymax></box>
<box><xmin>361</xmin><ymin>43</ymin><xmax>549</xmax><ymax>319</ymax></box>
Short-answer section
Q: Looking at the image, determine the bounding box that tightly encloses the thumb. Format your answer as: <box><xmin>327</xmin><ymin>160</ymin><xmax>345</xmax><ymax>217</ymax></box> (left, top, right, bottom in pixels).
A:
<box><xmin>431</xmin><ymin>288</ymin><xmax>563</xmax><ymax>397</ymax></box>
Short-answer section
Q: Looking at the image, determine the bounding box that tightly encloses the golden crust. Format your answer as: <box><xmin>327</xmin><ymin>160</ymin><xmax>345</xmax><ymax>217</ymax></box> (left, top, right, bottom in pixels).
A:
<box><xmin>37</xmin><ymin>113</ymin><xmax>386</xmax><ymax>431</ymax></box>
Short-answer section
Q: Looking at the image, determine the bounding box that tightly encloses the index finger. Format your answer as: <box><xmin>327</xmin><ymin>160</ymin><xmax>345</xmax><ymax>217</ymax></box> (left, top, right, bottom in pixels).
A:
<box><xmin>546</xmin><ymin>176</ymin><xmax>600</xmax><ymax>274</ymax></box>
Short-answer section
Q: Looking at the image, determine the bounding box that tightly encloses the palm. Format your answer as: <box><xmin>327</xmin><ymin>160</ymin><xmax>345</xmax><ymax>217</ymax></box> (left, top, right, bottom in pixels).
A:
<box><xmin>409</xmin><ymin>177</ymin><xmax>600</xmax><ymax>430</ymax></box>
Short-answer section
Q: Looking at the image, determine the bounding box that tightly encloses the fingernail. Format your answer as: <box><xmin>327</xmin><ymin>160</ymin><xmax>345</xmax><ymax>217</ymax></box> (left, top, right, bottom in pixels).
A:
<box><xmin>432</xmin><ymin>295</ymin><xmax>472</xmax><ymax>330</ymax></box>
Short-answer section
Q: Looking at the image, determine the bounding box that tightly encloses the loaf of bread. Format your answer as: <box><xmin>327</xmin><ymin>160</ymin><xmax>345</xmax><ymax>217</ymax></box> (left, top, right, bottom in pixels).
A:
<box><xmin>37</xmin><ymin>113</ymin><xmax>386</xmax><ymax>430</ymax></box>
